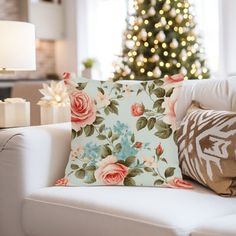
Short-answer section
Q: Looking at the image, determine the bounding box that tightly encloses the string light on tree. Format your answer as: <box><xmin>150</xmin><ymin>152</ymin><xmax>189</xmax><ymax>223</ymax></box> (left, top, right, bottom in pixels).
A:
<box><xmin>162</xmin><ymin>42</ymin><xmax>167</xmax><ymax>48</ymax></box>
<box><xmin>113</xmin><ymin>0</ymin><xmax>210</xmax><ymax>81</ymax></box>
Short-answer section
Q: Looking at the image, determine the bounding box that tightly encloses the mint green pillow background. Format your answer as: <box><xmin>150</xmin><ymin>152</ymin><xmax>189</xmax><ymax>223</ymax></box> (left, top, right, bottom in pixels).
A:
<box><xmin>61</xmin><ymin>75</ymin><xmax>183</xmax><ymax>187</ymax></box>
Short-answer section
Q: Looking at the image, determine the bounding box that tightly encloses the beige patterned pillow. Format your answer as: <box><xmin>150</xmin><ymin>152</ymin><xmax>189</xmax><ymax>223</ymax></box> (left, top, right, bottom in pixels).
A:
<box><xmin>178</xmin><ymin>102</ymin><xmax>236</xmax><ymax>196</ymax></box>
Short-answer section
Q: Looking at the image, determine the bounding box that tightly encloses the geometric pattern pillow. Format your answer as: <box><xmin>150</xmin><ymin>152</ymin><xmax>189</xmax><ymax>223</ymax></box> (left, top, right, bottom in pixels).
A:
<box><xmin>178</xmin><ymin>102</ymin><xmax>236</xmax><ymax>196</ymax></box>
<box><xmin>56</xmin><ymin>73</ymin><xmax>192</xmax><ymax>189</ymax></box>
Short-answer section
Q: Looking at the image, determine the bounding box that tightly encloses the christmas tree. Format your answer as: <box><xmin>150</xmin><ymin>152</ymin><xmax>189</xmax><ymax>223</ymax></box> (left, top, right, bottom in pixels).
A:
<box><xmin>112</xmin><ymin>0</ymin><xmax>210</xmax><ymax>81</ymax></box>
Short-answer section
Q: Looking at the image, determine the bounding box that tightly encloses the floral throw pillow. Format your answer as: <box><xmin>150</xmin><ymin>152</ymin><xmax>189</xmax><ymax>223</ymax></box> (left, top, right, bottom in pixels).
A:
<box><xmin>56</xmin><ymin>73</ymin><xmax>191</xmax><ymax>189</ymax></box>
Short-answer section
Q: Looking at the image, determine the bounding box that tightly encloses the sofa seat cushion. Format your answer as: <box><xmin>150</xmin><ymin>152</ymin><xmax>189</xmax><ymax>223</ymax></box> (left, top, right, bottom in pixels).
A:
<box><xmin>192</xmin><ymin>214</ymin><xmax>236</xmax><ymax>236</ymax></box>
<box><xmin>22</xmin><ymin>182</ymin><xmax>236</xmax><ymax>236</ymax></box>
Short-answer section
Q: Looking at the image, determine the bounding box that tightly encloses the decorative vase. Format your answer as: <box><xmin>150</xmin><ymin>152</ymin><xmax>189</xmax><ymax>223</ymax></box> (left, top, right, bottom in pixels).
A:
<box><xmin>0</xmin><ymin>100</ymin><xmax>30</xmax><ymax>128</ymax></box>
<box><xmin>82</xmin><ymin>68</ymin><xmax>92</xmax><ymax>79</ymax></box>
<box><xmin>40</xmin><ymin>105</ymin><xmax>70</xmax><ymax>125</ymax></box>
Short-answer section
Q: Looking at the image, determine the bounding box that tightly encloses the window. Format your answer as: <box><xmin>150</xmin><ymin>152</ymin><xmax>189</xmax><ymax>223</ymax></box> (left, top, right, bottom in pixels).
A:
<box><xmin>190</xmin><ymin>0</ymin><xmax>220</xmax><ymax>76</ymax></box>
<box><xmin>86</xmin><ymin>0</ymin><xmax>127</xmax><ymax>79</ymax></box>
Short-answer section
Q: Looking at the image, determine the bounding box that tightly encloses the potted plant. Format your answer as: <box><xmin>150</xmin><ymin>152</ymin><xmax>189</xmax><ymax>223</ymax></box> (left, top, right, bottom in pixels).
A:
<box><xmin>81</xmin><ymin>58</ymin><xmax>96</xmax><ymax>79</ymax></box>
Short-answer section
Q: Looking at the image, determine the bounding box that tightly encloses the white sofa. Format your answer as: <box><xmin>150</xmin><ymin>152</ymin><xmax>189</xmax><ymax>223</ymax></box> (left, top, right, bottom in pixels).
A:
<box><xmin>1</xmin><ymin>79</ymin><xmax>236</xmax><ymax>236</ymax></box>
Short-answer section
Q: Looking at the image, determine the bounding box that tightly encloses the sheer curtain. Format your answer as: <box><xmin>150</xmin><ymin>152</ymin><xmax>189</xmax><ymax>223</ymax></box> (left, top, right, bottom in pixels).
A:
<box><xmin>86</xmin><ymin>0</ymin><xmax>127</xmax><ymax>80</ymax></box>
<box><xmin>190</xmin><ymin>0</ymin><xmax>220</xmax><ymax>77</ymax></box>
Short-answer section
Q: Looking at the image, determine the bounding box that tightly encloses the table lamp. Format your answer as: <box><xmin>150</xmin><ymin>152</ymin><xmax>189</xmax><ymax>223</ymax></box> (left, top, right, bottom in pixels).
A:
<box><xmin>0</xmin><ymin>21</ymin><xmax>36</xmax><ymax>73</ymax></box>
<box><xmin>0</xmin><ymin>21</ymin><xmax>36</xmax><ymax>128</ymax></box>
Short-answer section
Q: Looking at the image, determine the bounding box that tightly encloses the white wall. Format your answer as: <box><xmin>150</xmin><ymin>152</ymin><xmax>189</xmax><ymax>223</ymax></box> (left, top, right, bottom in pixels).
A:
<box><xmin>55</xmin><ymin>0</ymin><xmax>90</xmax><ymax>76</ymax></box>
<box><xmin>220</xmin><ymin>0</ymin><xmax>236</xmax><ymax>78</ymax></box>
<box><xmin>55</xmin><ymin>0</ymin><xmax>79</xmax><ymax>76</ymax></box>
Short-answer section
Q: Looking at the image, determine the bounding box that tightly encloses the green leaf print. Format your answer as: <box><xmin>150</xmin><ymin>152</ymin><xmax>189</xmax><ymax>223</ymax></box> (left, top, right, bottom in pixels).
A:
<box><xmin>71</xmin><ymin>164</ymin><xmax>79</xmax><ymax>170</ymax></box>
<box><xmin>84</xmin><ymin>125</ymin><xmax>95</xmax><ymax>137</ymax></box>
<box><xmin>93</xmin><ymin>116</ymin><xmax>104</xmax><ymax>125</ymax></box>
<box><xmin>136</xmin><ymin>117</ymin><xmax>148</xmax><ymax>131</ymax></box>
<box><xmin>75</xmin><ymin>169</ymin><xmax>85</xmax><ymax>179</ymax></box>
<box><xmin>164</xmin><ymin>167</ymin><xmax>175</xmax><ymax>178</ymax></box>
<box><xmin>147</xmin><ymin>117</ymin><xmax>156</xmax><ymax>130</ymax></box>
<box><xmin>154</xmin><ymin>179</ymin><xmax>164</xmax><ymax>186</ymax></box>
<box><xmin>125</xmin><ymin>156</ymin><xmax>136</xmax><ymax>167</ymax></box>
<box><xmin>124</xmin><ymin>177</ymin><xmax>136</xmax><ymax>186</ymax></box>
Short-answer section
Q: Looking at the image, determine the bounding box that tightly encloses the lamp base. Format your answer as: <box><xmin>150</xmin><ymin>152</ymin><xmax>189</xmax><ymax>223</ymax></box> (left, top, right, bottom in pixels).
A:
<box><xmin>0</xmin><ymin>68</ymin><xmax>15</xmax><ymax>74</ymax></box>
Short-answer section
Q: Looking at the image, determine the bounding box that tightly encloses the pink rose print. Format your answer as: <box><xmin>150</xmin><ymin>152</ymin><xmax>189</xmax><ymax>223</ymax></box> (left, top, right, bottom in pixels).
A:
<box><xmin>134</xmin><ymin>142</ymin><xmax>143</xmax><ymax>149</ymax></box>
<box><xmin>63</xmin><ymin>72</ymin><xmax>71</xmax><ymax>84</ymax></box>
<box><xmin>167</xmin><ymin>178</ymin><xmax>193</xmax><ymax>189</ymax></box>
<box><xmin>162</xmin><ymin>87</ymin><xmax>181</xmax><ymax>130</ymax></box>
<box><xmin>55</xmin><ymin>178</ymin><xmax>69</xmax><ymax>186</ymax></box>
<box><xmin>95</xmin><ymin>155</ymin><xmax>128</xmax><ymax>185</ymax></box>
<box><xmin>96</xmin><ymin>91</ymin><xmax>110</xmax><ymax>108</ymax></box>
<box><xmin>70</xmin><ymin>90</ymin><xmax>96</xmax><ymax>131</ymax></box>
<box><xmin>131</xmin><ymin>103</ymin><xmax>145</xmax><ymax>116</ymax></box>
<box><xmin>156</xmin><ymin>144</ymin><xmax>164</xmax><ymax>156</ymax></box>
<box><xmin>71</xmin><ymin>144</ymin><xmax>84</xmax><ymax>161</ymax></box>
<box><xmin>63</xmin><ymin>72</ymin><xmax>78</xmax><ymax>89</ymax></box>
<box><xmin>164</xmin><ymin>74</ymin><xmax>184</xmax><ymax>86</ymax></box>
<box><xmin>143</xmin><ymin>156</ymin><xmax>158</xmax><ymax>168</ymax></box>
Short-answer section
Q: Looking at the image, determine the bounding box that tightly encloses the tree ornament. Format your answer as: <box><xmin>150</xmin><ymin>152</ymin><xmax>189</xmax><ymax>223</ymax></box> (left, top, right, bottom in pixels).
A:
<box><xmin>150</xmin><ymin>54</ymin><xmax>160</xmax><ymax>62</ymax></box>
<box><xmin>136</xmin><ymin>17</ymin><xmax>143</xmax><ymax>25</ymax></box>
<box><xmin>139</xmin><ymin>29</ymin><xmax>147</xmax><ymax>40</ymax></box>
<box><xmin>124</xmin><ymin>56</ymin><xmax>128</xmax><ymax>62</ymax></box>
<box><xmin>151</xmin><ymin>0</ymin><xmax>156</xmax><ymax>6</ymax></box>
<box><xmin>169</xmin><ymin>8</ymin><xmax>176</xmax><ymax>17</ymax></box>
<box><xmin>173</xmin><ymin>59</ymin><xmax>178</xmax><ymax>65</ymax></box>
<box><xmin>137</xmin><ymin>0</ymin><xmax>144</xmax><ymax>4</ymax></box>
<box><xmin>181</xmin><ymin>67</ymin><xmax>187</xmax><ymax>75</ymax></box>
<box><xmin>136</xmin><ymin>54</ymin><xmax>144</xmax><ymax>62</ymax></box>
<box><xmin>197</xmin><ymin>68</ymin><xmax>202</xmax><ymax>75</ymax></box>
<box><xmin>181</xmin><ymin>49</ymin><xmax>187</xmax><ymax>57</ymax></box>
<box><xmin>148</xmin><ymin>7</ymin><xmax>156</xmax><ymax>16</ymax></box>
<box><xmin>160</xmin><ymin>17</ymin><xmax>167</xmax><ymax>26</ymax></box>
<box><xmin>170</xmin><ymin>39</ymin><xmax>179</xmax><ymax>49</ymax></box>
<box><xmin>176</xmin><ymin>14</ymin><xmax>184</xmax><ymax>24</ymax></box>
<box><xmin>153</xmin><ymin>67</ymin><xmax>162</xmax><ymax>78</ymax></box>
<box><xmin>124</xmin><ymin>66</ymin><xmax>131</xmax><ymax>74</ymax></box>
<box><xmin>163</xmin><ymin>2</ymin><xmax>171</xmax><ymax>12</ymax></box>
<box><xmin>156</xmin><ymin>31</ymin><xmax>166</xmax><ymax>42</ymax></box>
<box><xmin>126</xmin><ymin>40</ymin><xmax>135</xmax><ymax>49</ymax></box>
<box><xmin>195</xmin><ymin>60</ymin><xmax>201</xmax><ymax>68</ymax></box>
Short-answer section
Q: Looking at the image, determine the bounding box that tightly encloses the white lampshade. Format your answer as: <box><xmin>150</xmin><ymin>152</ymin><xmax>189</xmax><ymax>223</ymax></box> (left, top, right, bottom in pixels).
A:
<box><xmin>0</xmin><ymin>21</ymin><xmax>36</xmax><ymax>71</ymax></box>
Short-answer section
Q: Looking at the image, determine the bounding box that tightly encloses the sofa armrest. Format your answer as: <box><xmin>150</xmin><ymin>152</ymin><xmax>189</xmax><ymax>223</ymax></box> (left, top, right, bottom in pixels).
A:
<box><xmin>0</xmin><ymin>123</ymin><xmax>71</xmax><ymax>236</ymax></box>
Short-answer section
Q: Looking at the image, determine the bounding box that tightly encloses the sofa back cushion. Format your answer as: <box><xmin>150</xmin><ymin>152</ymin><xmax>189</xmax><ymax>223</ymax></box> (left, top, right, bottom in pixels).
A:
<box><xmin>176</xmin><ymin>79</ymin><xmax>230</xmax><ymax>124</ymax></box>
<box><xmin>228</xmin><ymin>78</ymin><xmax>236</xmax><ymax>112</ymax></box>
